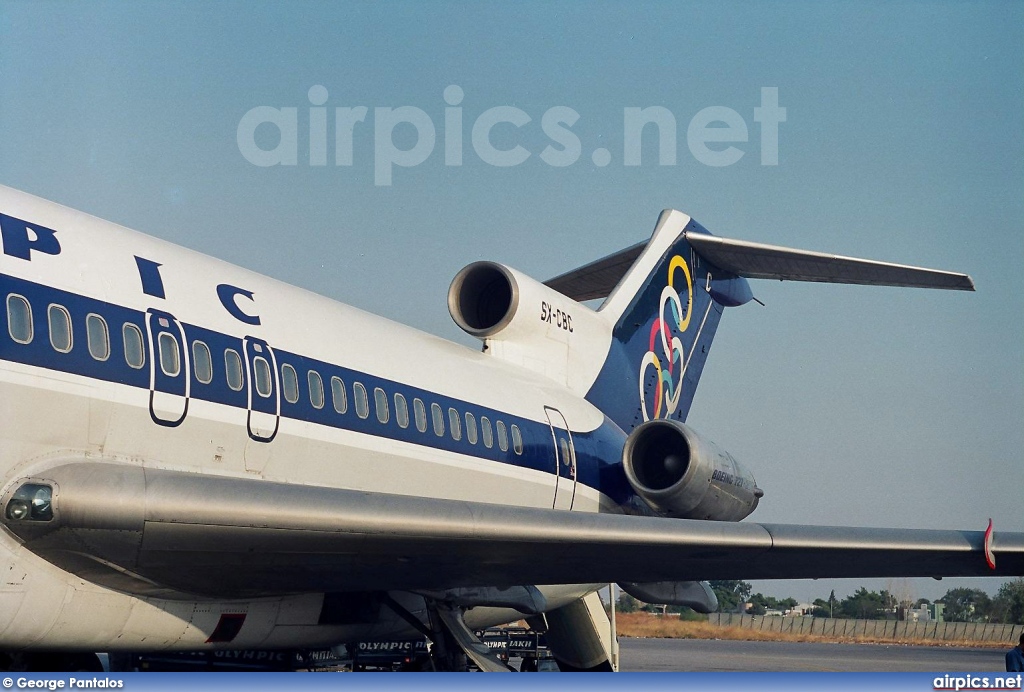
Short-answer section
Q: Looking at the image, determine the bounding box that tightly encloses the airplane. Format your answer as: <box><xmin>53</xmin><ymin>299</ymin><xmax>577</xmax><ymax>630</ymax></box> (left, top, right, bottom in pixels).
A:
<box><xmin>0</xmin><ymin>183</ymin><xmax>1020</xmax><ymax>672</ymax></box>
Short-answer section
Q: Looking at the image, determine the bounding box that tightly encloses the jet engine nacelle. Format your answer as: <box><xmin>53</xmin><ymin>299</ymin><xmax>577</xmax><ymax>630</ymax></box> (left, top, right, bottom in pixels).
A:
<box><xmin>448</xmin><ymin>261</ymin><xmax>610</xmax><ymax>385</ymax></box>
<box><xmin>622</xmin><ymin>419</ymin><xmax>762</xmax><ymax>521</ymax></box>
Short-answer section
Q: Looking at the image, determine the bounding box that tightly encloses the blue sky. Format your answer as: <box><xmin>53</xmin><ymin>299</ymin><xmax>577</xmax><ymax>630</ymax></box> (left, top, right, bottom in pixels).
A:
<box><xmin>0</xmin><ymin>1</ymin><xmax>1021</xmax><ymax>603</ymax></box>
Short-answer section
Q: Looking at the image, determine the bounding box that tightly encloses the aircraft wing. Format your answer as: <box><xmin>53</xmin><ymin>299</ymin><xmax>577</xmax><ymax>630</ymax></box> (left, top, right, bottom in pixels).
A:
<box><xmin>8</xmin><ymin>463</ymin><xmax>1021</xmax><ymax>599</ymax></box>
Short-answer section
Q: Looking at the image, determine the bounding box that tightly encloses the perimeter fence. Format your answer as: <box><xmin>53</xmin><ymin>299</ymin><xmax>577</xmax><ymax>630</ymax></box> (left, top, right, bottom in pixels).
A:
<box><xmin>708</xmin><ymin>613</ymin><xmax>1023</xmax><ymax>643</ymax></box>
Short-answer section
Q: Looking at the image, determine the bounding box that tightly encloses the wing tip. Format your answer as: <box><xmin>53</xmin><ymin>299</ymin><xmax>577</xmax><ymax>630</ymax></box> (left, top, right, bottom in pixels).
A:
<box><xmin>984</xmin><ymin>518</ymin><xmax>996</xmax><ymax>571</ymax></box>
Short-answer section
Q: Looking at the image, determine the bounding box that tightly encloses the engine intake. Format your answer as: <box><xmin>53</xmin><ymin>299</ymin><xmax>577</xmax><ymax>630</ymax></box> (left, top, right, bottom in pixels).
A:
<box><xmin>448</xmin><ymin>262</ymin><xmax>518</xmax><ymax>337</ymax></box>
<box><xmin>622</xmin><ymin>419</ymin><xmax>761</xmax><ymax>521</ymax></box>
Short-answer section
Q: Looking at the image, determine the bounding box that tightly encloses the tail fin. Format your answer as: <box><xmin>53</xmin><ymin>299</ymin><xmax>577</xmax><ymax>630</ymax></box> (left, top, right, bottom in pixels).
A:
<box><xmin>581</xmin><ymin>211</ymin><xmax>751</xmax><ymax>433</ymax></box>
<box><xmin>549</xmin><ymin>210</ymin><xmax>972</xmax><ymax>434</ymax></box>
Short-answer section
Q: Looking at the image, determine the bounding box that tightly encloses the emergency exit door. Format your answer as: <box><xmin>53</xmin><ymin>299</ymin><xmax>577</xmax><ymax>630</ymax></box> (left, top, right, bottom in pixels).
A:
<box><xmin>146</xmin><ymin>309</ymin><xmax>190</xmax><ymax>427</ymax></box>
<box><xmin>545</xmin><ymin>406</ymin><xmax>577</xmax><ymax>510</ymax></box>
<box><xmin>243</xmin><ymin>336</ymin><xmax>280</xmax><ymax>443</ymax></box>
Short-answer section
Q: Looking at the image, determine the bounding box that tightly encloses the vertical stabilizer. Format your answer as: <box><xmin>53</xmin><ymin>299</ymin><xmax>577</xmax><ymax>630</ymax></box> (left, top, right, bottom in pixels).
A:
<box><xmin>584</xmin><ymin>211</ymin><xmax>751</xmax><ymax>433</ymax></box>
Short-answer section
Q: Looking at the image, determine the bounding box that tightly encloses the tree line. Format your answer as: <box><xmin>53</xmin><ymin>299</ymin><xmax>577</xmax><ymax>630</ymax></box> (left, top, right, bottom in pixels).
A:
<box><xmin>614</xmin><ymin>578</ymin><xmax>1024</xmax><ymax>624</ymax></box>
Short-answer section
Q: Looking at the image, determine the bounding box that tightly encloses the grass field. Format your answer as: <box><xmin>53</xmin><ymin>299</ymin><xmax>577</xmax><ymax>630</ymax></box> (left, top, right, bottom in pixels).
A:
<box><xmin>614</xmin><ymin>613</ymin><xmax>1009</xmax><ymax>648</ymax></box>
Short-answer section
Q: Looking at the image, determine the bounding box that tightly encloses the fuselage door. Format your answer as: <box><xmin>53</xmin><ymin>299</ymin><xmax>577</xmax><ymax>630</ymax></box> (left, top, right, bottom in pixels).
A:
<box><xmin>544</xmin><ymin>406</ymin><xmax>577</xmax><ymax>511</ymax></box>
<box><xmin>243</xmin><ymin>336</ymin><xmax>280</xmax><ymax>442</ymax></box>
<box><xmin>145</xmin><ymin>309</ymin><xmax>190</xmax><ymax>427</ymax></box>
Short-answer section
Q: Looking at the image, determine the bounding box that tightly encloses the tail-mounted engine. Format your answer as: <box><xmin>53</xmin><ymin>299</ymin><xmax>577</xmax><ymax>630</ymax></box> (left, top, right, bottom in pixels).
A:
<box><xmin>447</xmin><ymin>262</ymin><xmax>609</xmax><ymax>386</ymax></box>
<box><xmin>622</xmin><ymin>419</ymin><xmax>762</xmax><ymax>521</ymax></box>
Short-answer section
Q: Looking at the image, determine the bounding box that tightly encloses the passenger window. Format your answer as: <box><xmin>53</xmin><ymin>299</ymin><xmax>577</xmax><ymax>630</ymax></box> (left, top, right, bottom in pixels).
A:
<box><xmin>560</xmin><ymin>438</ymin><xmax>570</xmax><ymax>467</ymax></box>
<box><xmin>414</xmin><ymin>398</ymin><xmax>427</xmax><ymax>433</ymax></box>
<box><xmin>47</xmin><ymin>304</ymin><xmax>72</xmax><ymax>353</ymax></box>
<box><xmin>253</xmin><ymin>356</ymin><xmax>272</xmax><ymax>397</ymax></box>
<box><xmin>331</xmin><ymin>376</ymin><xmax>348</xmax><ymax>414</ymax></box>
<box><xmin>394</xmin><ymin>393</ymin><xmax>409</xmax><ymax>429</ymax></box>
<box><xmin>431</xmin><ymin>403</ymin><xmax>445</xmax><ymax>437</ymax></box>
<box><xmin>192</xmin><ymin>341</ymin><xmax>212</xmax><ymax>384</ymax></box>
<box><xmin>496</xmin><ymin>420</ymin><xmax>509</xmax><ymax>452</ymax></box>
<box><xmin>87</xmin><ymin>314</ymin><xmax>110</xmax><ymax>361</ymax></box>
<box><xmin>448</xmin><ymin>408</ymin><xmax>462</xmax><ymax>441</ymax></box>
<box><xmin>374</xmin><ymin>388</ymin><xmax>389</xmax><ymax>421</ymax></box>
<box><xmin>353</xmin><ymin>382</ymin><xmax>369</xmax><ymax>419</ymax></box>
<box><xmin>308</xmin><ymin>370</ymin><xmax>324</xmax><ymax>409</ymax></box>
<box><xmin>157</xmin><ymin>332</ymin><xmax>179</xmax><ymax>376</ymax></box>
<box><xmin>481</xmin><ymin>416</ymin><xmax>493</xmax><ymax>448</ymax></box>
<box><xmin>374</xmin><ymin>387</ymin><xmax>389</xmax><ymax>423</ymax></box>
<box><xmin>123</xmin><ymin>323</ymin><xmax>145</xmax><ymax>369</ymax></box>
<box><xmin>224</xmin><ymin>349</ymin><xmax>244</xmax><ymax>391</ymax></box>
<box><xmin>6</xmin><ymin>295</ymin><xmax>32</xmax><ymax>344</ymax></box>
<box><xmin>512</xmin><ymin>425</ymin><xmax>524</xmax><ymax>455</ymax></box>
<box><xmin>465</xmin><ymin>412</ymin><xmax>478</xmax><ymax>445</ymax></box>
<box><xmin>281</xmin><ymin>364</ymin><xmax>298</xmax><ymax>403</ymax></box>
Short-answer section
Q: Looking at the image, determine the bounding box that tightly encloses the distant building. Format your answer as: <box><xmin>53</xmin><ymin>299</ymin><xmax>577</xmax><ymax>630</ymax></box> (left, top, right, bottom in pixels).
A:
<box><xmin>784</xmin><ymin>603</ymin><xmax>815</xmax><ymax>617</ymax></box>
<box><xmin>897</xmin><ymin>605</ymin><xmax>931</xmax><ymax>622</ymax></box>
<box><xmin>929</xmin><ymin>603</ymin><xmax>945</xmax><ymax>622</ymax></box>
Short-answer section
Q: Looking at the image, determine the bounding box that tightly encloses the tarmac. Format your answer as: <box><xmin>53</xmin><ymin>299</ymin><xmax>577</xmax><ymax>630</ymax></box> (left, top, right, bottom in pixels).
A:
<box><xmin>619</xmin><ymin>637</ymin><xmax>1009</xmax><ymax>672</ymax></box>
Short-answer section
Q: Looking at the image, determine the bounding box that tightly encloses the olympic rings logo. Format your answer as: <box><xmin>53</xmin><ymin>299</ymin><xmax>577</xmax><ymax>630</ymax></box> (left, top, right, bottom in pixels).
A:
<box><xmin>639</xmin><ymin>255</ymin><xmax>693</xmax><ymax>421</ymax></box>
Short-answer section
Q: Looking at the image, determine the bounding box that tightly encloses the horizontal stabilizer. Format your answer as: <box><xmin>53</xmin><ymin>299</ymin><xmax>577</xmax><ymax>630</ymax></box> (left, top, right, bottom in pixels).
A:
<box><xmin>543</xmin><ymin>241</ymin><xmax>645</xmax><ymax>301</ymax></box>
<box><xmin>685</xmin><ymin>233</ymin><xmax>975</xmax><ymax>291</ymax></box>
<box><xmin>545</xmin><ymin>221</ymin><xmax>973</xmax><ymax>302</ymax></box>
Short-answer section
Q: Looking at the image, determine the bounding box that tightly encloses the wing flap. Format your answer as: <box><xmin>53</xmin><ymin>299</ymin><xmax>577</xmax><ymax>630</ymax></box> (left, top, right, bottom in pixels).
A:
<box><xmin>685</xmin><ymin>232</ymin><xmax>975</xmax><ymax>290</ymax></box>
<box><xmin>11</xmin><ymin>463</ymin><xmax>1021</xmax><ymax>598</ymax></box>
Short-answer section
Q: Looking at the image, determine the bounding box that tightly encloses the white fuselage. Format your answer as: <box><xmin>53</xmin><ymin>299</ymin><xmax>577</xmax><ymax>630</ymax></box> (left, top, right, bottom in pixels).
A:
<box><xmin>0</xmin><ymin>186</ymin><xmax>625</xmax><ymax>651</ymax></box>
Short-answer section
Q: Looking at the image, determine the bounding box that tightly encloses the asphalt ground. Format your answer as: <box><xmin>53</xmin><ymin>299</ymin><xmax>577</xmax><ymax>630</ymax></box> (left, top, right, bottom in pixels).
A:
<box><xmin>618</xmin><ymin>637</ymin><xmax>1009</xmax><ymax>672</ymax></box>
